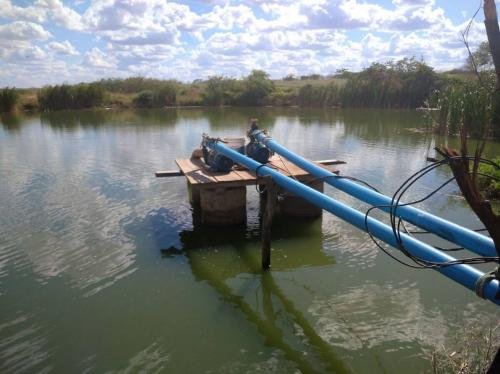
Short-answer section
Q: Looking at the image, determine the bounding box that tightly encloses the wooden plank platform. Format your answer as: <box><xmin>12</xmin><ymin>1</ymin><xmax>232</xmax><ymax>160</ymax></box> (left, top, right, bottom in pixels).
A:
<box><xmin>155</xmin><ymin>170</ymin><xmax>184</xmax><ymax>177</ymax></box>
<box><xmin>173</xmin><ymin>155</ymin><xmax>338</xmax><ymax>187</ymax></box>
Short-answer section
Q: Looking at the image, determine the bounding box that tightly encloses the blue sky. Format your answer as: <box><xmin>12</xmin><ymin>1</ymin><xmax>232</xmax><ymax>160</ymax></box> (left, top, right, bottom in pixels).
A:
<box><xmin>0</xmin><ymin>0</ymin><xmax>491</xmax><ymax>87</ymax></box>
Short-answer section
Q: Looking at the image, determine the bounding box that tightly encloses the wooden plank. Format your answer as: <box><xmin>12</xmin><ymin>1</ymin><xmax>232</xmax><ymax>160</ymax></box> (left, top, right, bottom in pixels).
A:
<box><xmin>271</xmin><ymin>161</ymin><xmax>308</xmax><ymax>178</ymax></box>
<box><xmin>176</xmin><ymin>158</ymin><xmax>202</xmax><ymax>173</ymax></box>
<box><xmin>232</xmin><ymin>169</ymin><xmax>256</xmax><ymax>181</ymax></box>
<box><xmin>315</xmin><ymin>159</ymin><xmax>346</xmax><ymax>165</ymax></box>
<box><xmin>171</xmin><ymin>155</ymin><xmax>345</xmax><ymax>187</ymax></box>
<box><xmin>155</xmin><ymin>170</ymin><xmax>183</xmax><ymax>177</ymax></box>
<box><xmin>211</xmin><ymin>170</ymin><xmax>243</xmax><ymax>183</ymax></box>
<box><xmin>261</xmin><ymin>176</ymin><xmax>275</xmax><ymax>270</ymax></box>
<box><xmin>177</xmin><ymin>158</ymin><xmax>218</xmax><ymax>185</ymax></box>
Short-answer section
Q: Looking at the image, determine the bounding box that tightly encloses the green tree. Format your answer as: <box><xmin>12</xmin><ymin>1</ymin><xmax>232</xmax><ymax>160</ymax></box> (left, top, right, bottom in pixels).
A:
<box><xmin>466</xmin><ymin>41</ymin><xmax>493</xmax><ymax>71</ymax></box>
<box><xmin>239</xmin><ymin>70</ymin><xmax>274</xmax><ymax>106</ymax></box>
<box><xmin>341</xmin><ymin>58</ymin><xmax>439</xmax><ymax>108</ymax></box>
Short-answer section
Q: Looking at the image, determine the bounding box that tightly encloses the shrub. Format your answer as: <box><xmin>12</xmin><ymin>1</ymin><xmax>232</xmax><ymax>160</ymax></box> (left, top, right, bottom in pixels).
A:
<box><xmin>155</xmin><ymin>83</ymin><xmax>176</xmax><ymax>106</ymax></box>
<box><xmin>132</xmin><ymin>82</ymin><xmax>177</xmax><ymax>108</ymax></box>
<box><xmin>341</xmin><ymin>58</ymin><xmax>440</xmax><ymax>108</ymax></box>
<box><xmin>0</xmin><ymin>87</ymin><xmax>19</xmax><ymax>112</ymax></box>
<box><xmin>38</xmin><ymin>83</ymin><xmax>104</xmax><ymax>111</ymax></box>
<box><xmin>202</xmin><ymin>76</ymin><xmax>240</xmax><ymax>106</ymax></box>
<box><xmin>132</xmin><ymin>90</ymin><xmax>155</xmax><ymax>108</ymax></box>
<box><xmin>427</xmin><ymin>74</ymin><xmax>494</xmax><ymax>136</ymax></box>
<box><xmin>237</xmin><ymin>70</ymin><xmax>275</xmax><ymax>106</ymax></box>
<box><xmin>269</xmin><ymin>88</ymin><xmax>297</xmax><ymax>106</ymax></box>
<box><xmin>478</xmin><ymin>157</ymin><xmax>500</xmax><ymax>200</ymax></box>
<box><xmin>430</xmin><ymin>321</ymin><xmax>499</xmax><ymax>374</ymax></box>
<box><xmin>298</xmin><ymin>83</ymin><xmax>340</xmax><ymax>107</ymax></box>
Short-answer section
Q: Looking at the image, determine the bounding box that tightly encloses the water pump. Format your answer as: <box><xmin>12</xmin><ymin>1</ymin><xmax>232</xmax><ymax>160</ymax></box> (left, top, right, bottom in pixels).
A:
<box><xmin>246</xmin><ymin>121</ymin><xmax>272</xmax><ymax>164</ymax></box>
<box><xmin>201</xmin><ymin>135</ymin><xmax>234</xmax><ymax>172</ymax></box>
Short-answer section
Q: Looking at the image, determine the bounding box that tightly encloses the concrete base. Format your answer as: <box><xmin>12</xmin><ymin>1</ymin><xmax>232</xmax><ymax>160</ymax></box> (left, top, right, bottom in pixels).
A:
<box><xmin>198</xmin><ymin>186</ymin><xmax>247</xmax><ymax>226</ymax></box>
<box><xmin>188</xmin><ymin>182</ymin><xmax>201</xmax><ymax>207</ymax></box>
<box><xmin>278</xmin><ymin>179</ymin><xmax>323</xmax><ymax>218</ymax></box>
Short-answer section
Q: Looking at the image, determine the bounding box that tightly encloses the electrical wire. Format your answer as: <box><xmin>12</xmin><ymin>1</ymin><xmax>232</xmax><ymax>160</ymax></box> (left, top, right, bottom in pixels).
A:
<box><xmin>363</xmin><ymin>155</ymin><xmax>499</xmax><ymax>269</ymax></box>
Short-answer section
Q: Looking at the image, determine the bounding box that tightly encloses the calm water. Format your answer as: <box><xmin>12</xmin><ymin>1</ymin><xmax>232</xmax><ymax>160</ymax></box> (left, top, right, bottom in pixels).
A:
<box><xmin>0</xmin><ymin>108</ymin><xmax>498</xmax><ymax>373</ymax></box>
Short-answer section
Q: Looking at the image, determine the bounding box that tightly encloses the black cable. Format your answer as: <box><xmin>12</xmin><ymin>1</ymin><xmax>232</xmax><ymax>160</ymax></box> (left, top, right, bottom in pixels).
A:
<box><xmin>362</xmin><ymin>155</ymin><xmax>499</xmax><ymax>269</ymax></box>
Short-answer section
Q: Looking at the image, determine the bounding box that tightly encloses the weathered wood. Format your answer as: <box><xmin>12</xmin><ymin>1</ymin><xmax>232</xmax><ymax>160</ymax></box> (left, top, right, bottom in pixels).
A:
<box><xmin>438</xmin><ymin>147</ymin><xmax>500</xmax><ymax>257</ymax></box>
<box><xmin>171</xmin><ymin>155</ymin><xmax>343</xmax><ymax>187</ymax></box>
<box><xmin>155</xmin><ymin>170</ymin><xmax>183</xmax><ymax>177</ymax></box>
<box><xmin>485</xmin><ymin>0</ymin><xmax>500</xmax><ymax>89</ymax></box>
<box><xmin>484</xmin><ymin>0</ymin><xmax>500</xmax><ymax>137</ymax></box>
<box><xmin>315</xmin><ymin>159</ymin><xmax>346</xmax><ymax>166</ymax></box>
<box><xmin>261</xmin><ymin>176</ymin><xmax>276</xmax><ymax>270</ymax></box>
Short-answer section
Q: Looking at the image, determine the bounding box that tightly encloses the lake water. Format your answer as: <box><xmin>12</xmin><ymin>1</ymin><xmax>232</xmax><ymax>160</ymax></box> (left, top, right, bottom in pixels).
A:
<box><xmin>0</xmin><ymin>108</ymin><xmax>498</xmax><ymax>373</ymax></box>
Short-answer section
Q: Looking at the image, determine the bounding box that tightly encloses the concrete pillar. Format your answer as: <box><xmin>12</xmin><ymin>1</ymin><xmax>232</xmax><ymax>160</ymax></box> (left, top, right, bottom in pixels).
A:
<box><xmin>188</xmin><ymin>182</ymin><xmax>201</xmax><ymax>208</ymax></box>
<box><xmin>199</xmin><ymin>186</ymin><xmax>246</xmax><ymax>225</ymax></box>
<box><xmin>278</xmin><ymin>179</ymin><xmax>323</xmax><ymax>218</ymax></box>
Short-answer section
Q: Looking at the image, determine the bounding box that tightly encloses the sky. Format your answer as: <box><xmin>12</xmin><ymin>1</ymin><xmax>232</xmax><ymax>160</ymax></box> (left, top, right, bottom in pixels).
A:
<box><xmin>0</xmin><ymin>0</ymin><xmax>491</xmax><ymax>87</ymax></box>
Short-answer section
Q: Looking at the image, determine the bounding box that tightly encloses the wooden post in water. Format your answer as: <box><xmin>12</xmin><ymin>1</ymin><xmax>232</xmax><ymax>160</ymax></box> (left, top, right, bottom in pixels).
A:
<box><xmin>261</xmin><ymin>176</ymin><xmax>276</xmax><ymax>270</ymax></box>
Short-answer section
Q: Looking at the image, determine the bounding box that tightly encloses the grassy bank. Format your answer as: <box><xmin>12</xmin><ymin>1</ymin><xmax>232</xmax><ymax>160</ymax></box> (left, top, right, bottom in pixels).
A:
<box><xmin>2</xmin><ymin>58</ymin><xmax>475</xmax><ymax>113</ymax></box>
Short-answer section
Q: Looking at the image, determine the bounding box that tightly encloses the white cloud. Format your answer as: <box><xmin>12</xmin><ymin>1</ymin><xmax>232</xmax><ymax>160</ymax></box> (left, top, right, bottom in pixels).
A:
<box><xmin>39</xmin><ymin>0</ymin><xmax>84</xmax><ymax>30</ymax></box>
<box><xmin>84</xmin><ymin>47</ymin><xmax>117</xmax><ymax>69</ymax></box>
<box><xmin>0</xmin><ymin>0</ymin><xmax>46</xmax><ymax>23</ymax></box>
<box><xmin>0</xmin><ymin>21</ymin><xmax>52</xmax><ymax>41</ymax></box>
<box><xmin>306</xmin><ymin>0</ymin><xmax>387</xmax><ymax>29</ymax></box>
<box><xmin>2</xmin><ymin>45</ymin><xmax>49</xmax><ymax>62</ymax></box>
<box><xmin>392</xmin><ymin>0</ymin><xmax>435</xmax><ymax>6</ymax></box>
<box><xmin>253</xmin><ymin>0</ymin><xmax>453</xmax><ymax>33</ymax></box>
<box><xmin>0</xmin><ymin>0</ymin><xmax>83</xmax><ymax>30</ymax></box>
<box><xmin>199</xmin><ymin>4</ymin><xmax>258</xmax><ymax>30</ymax></box>
<box><xmin>387</xmin><ymin>2</ymin><xmax>447</xmax><ymax>30</ymax></box>
<box><xmin>82</xmin><ymin>0</ymin><xmax>197</xmax><ymax>46</ymax></box>
<box><xmin>47</xmin><ymin>40</ymin><xmax>80</xmax><ymax>55</ymax></box>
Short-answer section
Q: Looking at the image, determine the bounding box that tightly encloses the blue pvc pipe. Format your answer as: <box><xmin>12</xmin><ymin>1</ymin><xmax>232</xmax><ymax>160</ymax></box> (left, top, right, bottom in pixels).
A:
<box><xmin>207</xmin><ymin>139</ymin><xmax>500</xmax><ymax>305</ymax></box>
<box><xmin>252</xmin><ymin>131</ymin><xmax>497</xmax><ymax>258</ymax></box>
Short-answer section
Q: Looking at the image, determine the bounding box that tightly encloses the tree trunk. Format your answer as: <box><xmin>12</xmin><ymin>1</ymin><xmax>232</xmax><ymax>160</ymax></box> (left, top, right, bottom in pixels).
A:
<box><xmin>484</xmin><ymin>0</ymin><xmax>500</xmax><ymax>137</ymax></box>
<box><xmin>438</xmin><ymin>147</ymin><xmax>500</xmax><ymax>257</ymax></box>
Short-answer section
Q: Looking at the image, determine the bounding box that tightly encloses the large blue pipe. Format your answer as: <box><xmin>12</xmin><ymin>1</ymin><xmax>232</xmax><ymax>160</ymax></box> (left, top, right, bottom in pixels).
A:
<box><xmin>252</xmin><ymin>131</ymin><xmax>497</xmax><ymax>258</ymax></box>
<box><xmin>206</xmin><ymin>139</ymin><xmax>500</xmax><ymax>305</ymax></box>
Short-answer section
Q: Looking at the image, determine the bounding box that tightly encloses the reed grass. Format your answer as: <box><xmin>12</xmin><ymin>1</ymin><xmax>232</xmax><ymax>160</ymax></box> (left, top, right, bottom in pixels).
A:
<box><xmin>0</xmin><ymin>87</ymin><xmax>19</xmax><ymax>112</ymax></box>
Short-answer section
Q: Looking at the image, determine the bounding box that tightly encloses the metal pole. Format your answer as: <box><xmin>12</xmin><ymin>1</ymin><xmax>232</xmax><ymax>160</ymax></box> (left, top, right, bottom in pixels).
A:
<box><xmin>206</xmin><ymin>139</ymin><xmax>500</xmax><ymax>305</ymax></box>
<box><xmin>252</xmin><ymin>131</ymin><xmax>497</xmax><ymax>258</ymax></box>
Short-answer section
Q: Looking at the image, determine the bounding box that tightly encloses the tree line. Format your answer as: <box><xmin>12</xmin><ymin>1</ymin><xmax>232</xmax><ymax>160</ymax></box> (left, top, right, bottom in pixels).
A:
<box><xmin>0</xmin><ymin>57</ymin><xmax>488</xmax><ymax>113</ymax></box>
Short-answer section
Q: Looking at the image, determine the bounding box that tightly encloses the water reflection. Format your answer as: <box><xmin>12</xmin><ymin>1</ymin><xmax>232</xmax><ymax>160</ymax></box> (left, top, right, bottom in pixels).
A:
<box><xmin>188</xmin><ymin>262</ymin><xmax>349</xmax><ymax>373</ymax></box>
<box><xmin>0</xmin><ymin>112</ymin><xmax>22</xmax><ymax>132</ymax></box>
<box><xmin>308</xmin><ymin>281</ymin><xmax>447</xmax><ymax>351</ymax></box>
<box><xmin>0</xmin><ymin>313</ymin><xmax>53</xmax><ymax>373</ymax></box>
<box><xmin>31</xmin><ymin>107</ymin><xmax>432</xmax><ymax>142</ymax></box>
<box><xmin>134</xmin><ymin>204</ymin><xmax>348</xmax><ymax>372</ymax></box>
<box><xmin>180</xmin><ymin>218</ymin><xmax>335</xmax><ymax>274</ymax></box>
<box><xmin>203</xmin><ymin>107</ymin><xmax>278</xmax><ymax>130</ymax></box>
<box><xmin>40</xmin><ymin>108</ymin><xmax>179</xmax><ymax>130</ymax></box>
<box><xmin>181</xmin><ymin>226</ymin><xmax>348</xmax><ymax>373</ymax></box>
<box><xmin>114</xmin><ymin>341</ymin><xmax>171</xmax><ymax>372</ymax></box>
